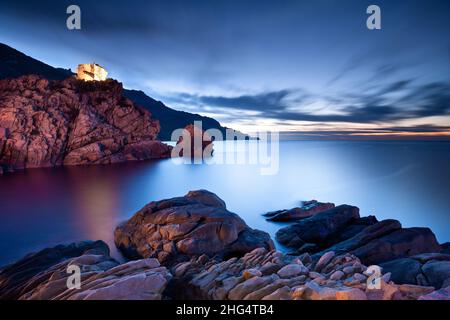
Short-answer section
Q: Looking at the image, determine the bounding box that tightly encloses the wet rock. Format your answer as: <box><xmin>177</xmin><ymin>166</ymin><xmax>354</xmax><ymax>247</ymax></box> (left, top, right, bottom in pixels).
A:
<box><xmin>351</xmin><ymin>227</ymin><xmax>441</xmax><ymax>265</ymax></box>
<box><xmin>316</xmin><ymin>219</ymin><xmax>401</xmax><ymax>257</ymax></box>
<box><xmin>380</xmin><ymin>258</ymin><xmax>423</xmax><ymax>285</ymax></box>
<box><xmin>264</xmin><ymin>200</ymin><xmax>335</xmax><ymax>222</ymax></box>
<box><xmin>276</xmin><ymin>205</ymin><xmax>360</xmax><ymax>247</ymax></box>
<box><xmin>421</xmin><ymin>260</ymin><xmax>450</xmax><ymax>289</ymax></box>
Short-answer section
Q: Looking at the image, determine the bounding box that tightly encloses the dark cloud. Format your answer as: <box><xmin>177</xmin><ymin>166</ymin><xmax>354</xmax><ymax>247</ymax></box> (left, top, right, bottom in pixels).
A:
<box><xmin>1</xmin><ymin>0</ymin><xmax>449</xmax><ymax>138</ymax></box>
<box><xmin>199</xmin><ymin>90</ymin><xmax>295</xmax><ymax>111</ymax></box>
<box><xmin>172</xmin><ymin>80</ymin><xmax>450</xmax><ymax>124</ymax></box>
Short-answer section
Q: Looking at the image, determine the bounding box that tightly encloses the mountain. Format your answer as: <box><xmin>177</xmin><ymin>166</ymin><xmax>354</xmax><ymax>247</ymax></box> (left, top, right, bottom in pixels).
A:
<box><xmin>0</xmin><ymin>43</ymin><xmax>73</xmax><ymax>80</ymax></box>
<box><xmin>0</xmin><ymin>42</ymin><xmax>244</xmax><ymax>141</ymax></box>
<box><xmin>122</xmin><ymin>89</ymin><xmax>232</xmax><ymax>141</ymax></box>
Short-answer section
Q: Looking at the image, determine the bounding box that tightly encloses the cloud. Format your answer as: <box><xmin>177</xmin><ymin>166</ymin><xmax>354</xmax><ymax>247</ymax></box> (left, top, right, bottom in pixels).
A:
<box><xmin>169</xmin><ymin>80</ymin><xmax>450</xmax><ymax>124</ymax></box>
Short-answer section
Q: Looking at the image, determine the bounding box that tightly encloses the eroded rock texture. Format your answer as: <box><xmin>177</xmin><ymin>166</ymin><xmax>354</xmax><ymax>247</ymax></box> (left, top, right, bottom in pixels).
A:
<box><xmin>0</xmin><ymin>241</ymin><xmax>171</xmax><ymax>300</ymax></box>
<box><xmin>114</xmin><ymin>190</ymin><xmax>274</xmax><ymax>265</ymax></box>
<box><xmin>0</xmin><ymin>75</ymin><xmax>171</xmax><ymax>172</ymax></box>
<box><xmin>169</xmin><ymin>248</ymin><xmax>437</xmax><ymax>300</ymax></box>
<box><xmin>276</xmin><ymin>205</ymin><xmax>441</xmax><ymax>267</ymax></box>
<box><xmin>263</xmin><ymin>200</ymin><xmax>335</xmax><ymax>222</ymax></box>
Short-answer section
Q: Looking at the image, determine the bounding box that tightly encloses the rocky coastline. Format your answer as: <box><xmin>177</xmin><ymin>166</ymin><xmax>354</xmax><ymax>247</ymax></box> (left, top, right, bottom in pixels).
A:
<box><xmin>0</xmin><ymin>190</ymin><xmax>449</xmax><ymax>300</ymax></box>
<box><xmin>0</xmin><ymin>75</ymin><xmax>172</xmax><ymax>173</ymax></box>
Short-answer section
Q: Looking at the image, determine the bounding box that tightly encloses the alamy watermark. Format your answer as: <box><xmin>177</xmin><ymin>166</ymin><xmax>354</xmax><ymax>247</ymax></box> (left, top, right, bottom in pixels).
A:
<box><xmin>66</xmin><ymin>5</ymin><xmax>81</xmax><ymax>30</ymax></box>
<box><xmin>366</xmin><ymin>265</ymin><xmax>382</xmax><ymax>290</ymax></box>
<box><xmin>367</xmin><ymin>5</ymin><xmax>381</xmax><ymax>30</ymax></box>
<box><xmin>66</xmin><ymin>264</ymin><xmax>81</xmax><ymax>290</ymax></box>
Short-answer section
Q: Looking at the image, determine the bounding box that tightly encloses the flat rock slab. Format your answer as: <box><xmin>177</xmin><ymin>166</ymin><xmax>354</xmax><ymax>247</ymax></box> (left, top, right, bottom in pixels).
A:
<box><xmin>0</xmin><ymin>241</ymin><xmax>171</xmax><ymax>300</ymax></box>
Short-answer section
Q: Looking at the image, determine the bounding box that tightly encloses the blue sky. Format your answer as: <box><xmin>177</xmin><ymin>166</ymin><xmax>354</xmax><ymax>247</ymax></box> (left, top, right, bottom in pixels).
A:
<box><xmin>1</xmin><ymin>0</ymin><xmax>449</xmax><ymax>138</ymax></box>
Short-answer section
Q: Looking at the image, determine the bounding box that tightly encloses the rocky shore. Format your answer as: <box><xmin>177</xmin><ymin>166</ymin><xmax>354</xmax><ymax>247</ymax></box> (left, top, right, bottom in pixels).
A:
<box><xmin>1</xmin><ymin>190</ymin><xmax>449</xmax><ymax>300</ymax></box>
<box><xmin>0</xmin><ymin>75</ymin><xmax>172</xmax><ymax>173</ymax></box>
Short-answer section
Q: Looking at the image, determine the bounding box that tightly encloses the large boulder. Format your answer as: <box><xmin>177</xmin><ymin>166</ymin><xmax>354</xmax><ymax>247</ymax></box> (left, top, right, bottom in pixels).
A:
<box><xmin>380</xmin><ymin>258</ymin><xmax>423</xmax><ymax>285</ymax></box>
<box><xmin>274</xmin><ymin>201</ymin><xmax>441</xmax><ymax>268</ymax></box>
<box><xmin>0</xmin><ymin>75</ymin><xmax>171</xmax><ymax>172</ymax></box>
<box><xmin>276</xmin><ymin>205</ymin><xmax>360</xmax><ymax>248</ymax></box>
<box><xmin>0</xmin><ymin>241</ymin><xmax>171</xmax><ymax>300</ymax></box>
<box><xmin>114</xmin><ymin>190</ymin><xmax>274</xmax><ymax>265</ymax></box>
<box><xmin>421</xmin><ymin>260</ymin><xmax>450</xmax><ymax>289</ymax></box>
<box><xmin>378</xmin><ymin>253</ymin><xmax>450</xmax><ymax>289</ymax></box>
<box><xmin>314</xmin><ymin>219</ymin><xmax>401</xmax><ymax>257</ymax></box>
<box><xmin>350</xmin><ymin>227</ymin><xmax>441</xmax><ymax>265</ymax></box>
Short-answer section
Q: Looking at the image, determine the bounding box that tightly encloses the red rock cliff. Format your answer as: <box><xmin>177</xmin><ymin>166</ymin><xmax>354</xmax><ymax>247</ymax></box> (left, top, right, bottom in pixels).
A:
<box><xmin>0</xmin><ymin>75</ymin><xmax>172</xmax><ymax>172</ymax></box>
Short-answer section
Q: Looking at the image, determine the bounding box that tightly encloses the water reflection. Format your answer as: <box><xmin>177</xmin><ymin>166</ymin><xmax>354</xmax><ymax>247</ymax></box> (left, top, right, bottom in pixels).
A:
<box><xmin>0</xmin><ymin>141</ymin><xmax>449</xmax><ymax>266</ymax></box>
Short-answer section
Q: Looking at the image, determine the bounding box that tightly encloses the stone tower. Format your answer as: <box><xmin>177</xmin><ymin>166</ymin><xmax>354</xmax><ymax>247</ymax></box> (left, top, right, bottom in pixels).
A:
<box><xmin>76</xmin><ymin>63</ymin><xmax>108</xmax><ymax>81</ymax></box>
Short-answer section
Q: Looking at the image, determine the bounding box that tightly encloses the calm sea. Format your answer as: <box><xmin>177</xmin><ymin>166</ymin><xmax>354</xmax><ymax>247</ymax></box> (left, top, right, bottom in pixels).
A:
<box><xmin>0</xmin><ymin>140</ymin><xmax>449</xmax><ymax>266</ymax></box>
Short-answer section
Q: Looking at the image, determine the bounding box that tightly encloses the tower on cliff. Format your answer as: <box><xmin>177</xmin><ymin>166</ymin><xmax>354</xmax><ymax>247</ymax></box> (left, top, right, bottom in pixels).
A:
<box><xmin>76</xmin><ymin>63</ymin><xmax>108</xmax><ymax>81</ymax></box>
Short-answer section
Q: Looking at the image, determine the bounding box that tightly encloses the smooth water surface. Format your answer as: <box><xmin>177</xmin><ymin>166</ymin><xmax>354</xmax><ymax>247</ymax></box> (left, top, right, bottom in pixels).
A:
<box><xmin>1</xmin><ymin>141</ymin><xmax>449</xmax><ymax>266</ymax></box>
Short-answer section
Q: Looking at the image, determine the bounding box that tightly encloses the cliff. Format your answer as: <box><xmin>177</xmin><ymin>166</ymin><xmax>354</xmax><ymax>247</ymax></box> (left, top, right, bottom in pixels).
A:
<box><xmin>0</xmin><ymin>75</ymin><xmax>171</xmax><ymax>172</ymax></box>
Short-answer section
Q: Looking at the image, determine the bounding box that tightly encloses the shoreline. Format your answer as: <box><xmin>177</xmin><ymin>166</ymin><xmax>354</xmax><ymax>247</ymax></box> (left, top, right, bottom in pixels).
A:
<box><xmin>1</xmin><ymin>190</ymin><xmax>448</xmax><ymax>300</ymax></box>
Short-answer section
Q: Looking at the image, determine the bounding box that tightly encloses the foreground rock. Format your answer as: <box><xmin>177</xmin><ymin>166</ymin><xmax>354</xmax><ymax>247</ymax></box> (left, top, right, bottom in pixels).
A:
<box><xmin>0</xmin><ymin>75</ymin><xmax>171</xmax><ymax>172</ymax></box>
<box><xmin>380</xmin><ymin>253</ymin><xmax>450</xmax><ymax>289</ymax></box>
<box><xmin>276</xmin><ymin>205</ymin><xmax>441</xmax><ymax>267</ymax></box>
<box><xmin>0</xmin><ymin>241</ymin><xmax>171</xmax><ymax>300</ymax></box>
<box><xmin>263</xmin><ymin>200</ymin><xmax>335</xmax><ymax>222</ymax></box>
<box><xmin>169</xmin><ymin>248</ymin><xmax>436</xmax><ymax>300</ymax></box>
<box><xmin>115</xmin><ymin>190</ymin><xmax>274</xmax><ymax>265</ymax></box>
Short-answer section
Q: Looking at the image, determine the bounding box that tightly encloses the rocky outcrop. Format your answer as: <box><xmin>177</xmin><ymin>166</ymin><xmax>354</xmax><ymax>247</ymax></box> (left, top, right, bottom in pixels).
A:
<box><xmin>381</xmin><ymin>253</ymin><xmax>450</xmax><ymax>289</ymax></box>
<box><xmin>114</xmin><ymin>190</ymin><xmax>274</xmax><ymax>266</ymax></box>
<box><xmin>276</xmin><ymin>205</ymin><xmax>441</xmax><ymax>266</ymax></box>
<box><xmin>263</xmin><ymin>200</ymin><xmax>335</xmax><ymax>222</ymax></box>
<box><xmin>174</xmin><ymin>124</ymin><xmax>213</xmax><ymax>158</ymax></box>
<box><xmin>168</xmin><ymin>248</ymin><xmax>435</xmax><ymax>300</ymax></box>
<box><xmin>276</xmin><ymin>205</ymin><xmax>360</xmax><ymax>249</ymax></box>
<box><xmin>0</xmin><ymin>241</ymin><xmax>171</xmax><ymax>300</ymax></box>
<box><xmin>0</xmin><ymin>75</ymin><xmax>172</xmax><ymax>172</ymax></box>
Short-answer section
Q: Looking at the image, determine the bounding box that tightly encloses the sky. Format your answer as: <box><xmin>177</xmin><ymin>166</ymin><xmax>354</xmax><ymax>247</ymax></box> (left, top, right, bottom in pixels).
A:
<box><xmin>0</xmin><ymin>0</ymin><xmax>449</xmax><ymax>139</ymax></box>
